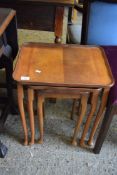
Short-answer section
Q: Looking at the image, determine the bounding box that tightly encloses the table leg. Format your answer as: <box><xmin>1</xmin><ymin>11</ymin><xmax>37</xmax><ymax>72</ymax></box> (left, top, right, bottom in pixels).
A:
<box><xmin>17</xmin><ymin>84</ymin><xmax>28</xmax><ymax>145</ymax></box>
<box><xmin>43</xmin><ymin>101</ymin><xmax>45</xmax><ymax>119</ymax></box>
<box><xmin>93</xmin><ymin>105</ymin><xmax>116</xmax><ymax>154</ymax></box>
<box><xmin>37</xmin><ymin>95</ymin><xmax>44</xmax><ymax>144</ymax></box>
<box><xmin>72</xmin><ymin>94</ymin><xmax>88</xmax><ymax>146</ymax></box>
<box><xmin>80</xmin><ymin>90</ymin><xmax>99</xmax><ymax>147</ymax></box>
<box><xmin>88</xmin><ymin>88</ymin><xmax>109</xmax><ymax>146</ymax></box>
<box><xmin>71</xmin><ymin>99</ymin><xmax>77</xmax><ymax>120</ymax></box>
<box><xmin>27</xmin><ymin>88</ymin><xmax>35</xmax><ymax>145</ymax></box>
<box><xmin>55</xmin><ymin>7</ymin><xmax>64</xmax><ymax>43</ymax></box>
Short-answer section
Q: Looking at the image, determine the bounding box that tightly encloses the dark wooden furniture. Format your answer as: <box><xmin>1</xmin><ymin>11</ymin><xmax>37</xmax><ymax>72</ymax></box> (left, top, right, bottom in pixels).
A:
<box><xmin>0</xmin><ymin>8</ymin><xmax>18</xmax><ymax>127</ymax></box>
<box><xmin>0</xmin><ymin>0</ymin><xmax>75</xmax><ymax>43</ymax></box>
<box><xmin>13</xmin><ymin>43</ymin><xmax>114</xmax><ymax>148</ymax></box>
<box><xmin>93</xmin><ymin>46</ymin><xmax>117</xmax><ymax>154</ymax></box>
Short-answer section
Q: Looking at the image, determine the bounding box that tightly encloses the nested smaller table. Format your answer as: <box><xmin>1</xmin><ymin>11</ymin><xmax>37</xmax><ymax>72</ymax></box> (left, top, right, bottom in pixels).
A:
<box><xmin>13</xmin><ymin>43</ymin><xmax>114</xmax><ymax>147</ymax></box>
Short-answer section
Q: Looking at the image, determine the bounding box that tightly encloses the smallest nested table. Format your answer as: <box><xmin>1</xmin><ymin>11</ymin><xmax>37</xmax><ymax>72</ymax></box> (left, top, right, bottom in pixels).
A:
<box><xmin>13</xmin><ymin>43</ymin><xmax>114</xmax><ymax>147</ymax></box>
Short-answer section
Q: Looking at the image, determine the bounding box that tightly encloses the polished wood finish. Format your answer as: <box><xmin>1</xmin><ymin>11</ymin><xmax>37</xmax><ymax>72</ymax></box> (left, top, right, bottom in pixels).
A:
<box><xmin>37</xmin><ymin>94</ymin><xmax>44</xmax><ymax>144</ymax></box>
<box><xmin>55</xmin><ymin>7</ymin><xmax>64</xmax><ymax>43</ymax></box>
<box><xmin>88</xmin><ymin>88</ymin><xmax>110</xmax><ymax>146</ymax></box>
<box><xmin>72</xmin><ymin>94</ymin><xmax>88</xmax><ymax>146</ymax></box>
<box><xmin>80</xmin><ymin>89</ymin><xmax>99</xmax><ymax>147</ymax></box>
<box><xmin>27</xmin><ymin>88</ymin><xmax>35</xmax><ymax>145</ymax></box>
<box><xmin>13</xmin><ymin>43</ymin><xmax>113</xmax><ymax>87</ymax></box>
<box><xmin>13</xmin><ymin>43</ymin><xmax>114</xmax><ymax>147</ymax></box>
<box><xmin>29</xmin><ymin>86</ymin><xmax>89</xmax><ymax>144</ymax></box>
<box><xmin>71</xmin><ymin>88</ymin><xmax>101</xmax><ymax>147</ymax></box>
<box><xmin>17</xmin><ymin>84</ymin><xmax>28</xmax><ymax>145</ymax></box>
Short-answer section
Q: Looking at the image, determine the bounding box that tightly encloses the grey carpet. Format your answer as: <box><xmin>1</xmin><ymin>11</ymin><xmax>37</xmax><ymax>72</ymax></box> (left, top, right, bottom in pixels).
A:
<box><xmin>0</xmin><ymin>99</ymin><xmax>117</xmax><ymax>175</ymax></box>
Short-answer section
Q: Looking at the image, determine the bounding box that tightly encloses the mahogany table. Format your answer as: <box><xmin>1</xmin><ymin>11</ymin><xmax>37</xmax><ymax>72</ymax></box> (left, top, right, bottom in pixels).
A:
<box><xmin>13</xmin><ymin>43</ymin><xmax>114</xmax><ymax>147</ymax></box>
<box><xmin>0</xmin><ymin>0</ymin><xmax>75</xmax><ymax>43</ymax></box>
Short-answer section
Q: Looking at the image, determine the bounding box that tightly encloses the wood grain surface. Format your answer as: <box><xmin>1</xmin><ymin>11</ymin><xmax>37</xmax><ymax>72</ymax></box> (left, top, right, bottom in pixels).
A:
<box><xmin>13</xmin><ymin>43</ymin><xmax>114</xmax><ymax>87</ymax></box>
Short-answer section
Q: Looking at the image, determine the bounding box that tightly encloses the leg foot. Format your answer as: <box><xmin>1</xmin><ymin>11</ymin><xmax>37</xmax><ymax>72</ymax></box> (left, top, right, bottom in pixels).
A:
<box><xmin>29</xmin><ymin>141</ymin><xmax>34</xmax><ymax>146</ymax></box>
<box><xmin>24</xmin><ymin>140</ymin><xmax>28</xmax><ymax>146</ymax></box>
<box><xmin>71</xmin><ymin>140</ymin><xmax>77</xmax><ymax>146</ymax></box>
<box><xmin>72</xmin><ymin>95</ymin><xmax>87</xmax><ymax>147</ymax></box>
<box><xmin>38</xmin><ymin>138</ymin><xmax>43</xmax><ymax>144</ymax></box>
<box><xmin>79</xmin><ymin>139</ymin><xmax>86</xmax><ymax>147</ymax></box>
<box><xmin>87</xmin><ymin>140</ymin><xmax>94</xmax><ymax>147</ymax></box>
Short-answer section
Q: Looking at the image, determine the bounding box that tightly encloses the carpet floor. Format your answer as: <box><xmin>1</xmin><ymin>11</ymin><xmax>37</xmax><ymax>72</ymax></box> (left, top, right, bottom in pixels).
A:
<box><xmin>0</xmin><ymin>98</ymin><xmax>117</xmax><ymax>175</ymax></box>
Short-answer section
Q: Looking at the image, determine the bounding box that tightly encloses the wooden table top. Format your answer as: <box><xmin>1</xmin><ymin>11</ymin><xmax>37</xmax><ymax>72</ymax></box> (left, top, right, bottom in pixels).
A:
<box><xmin>13</xmin><ymin>43</ymin><xmax>114</xmax><ymax>88</ymax></box>
<box><xmin>0</xmin><ymin>8</ymin><xmax>16</xmax><ymax>36</ymax></box>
